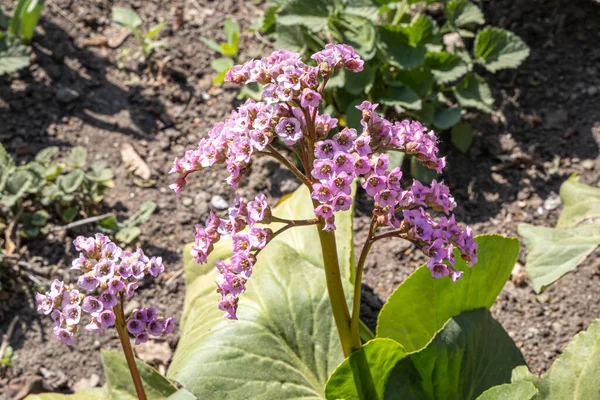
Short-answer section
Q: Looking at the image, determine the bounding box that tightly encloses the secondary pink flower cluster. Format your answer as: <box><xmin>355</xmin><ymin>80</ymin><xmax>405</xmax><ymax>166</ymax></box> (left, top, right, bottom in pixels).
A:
<box><xmin>126</xmin><ymin>306</ymin><xmax>175</xmax><ymax>345</ymax></box>
<box><xmin>191</xmin><ymin>194</ymin><xmax>273</xmax><ymax>319</ymax></box>
<box><xmin>35</xmin><ymin>234</ymin><xmax>174</xmax><ymax>345</ymax></box>
<box><xmin>308</xmin><ymin>101</ymin><xmax>475</xmax><ymax>279</ymax></box>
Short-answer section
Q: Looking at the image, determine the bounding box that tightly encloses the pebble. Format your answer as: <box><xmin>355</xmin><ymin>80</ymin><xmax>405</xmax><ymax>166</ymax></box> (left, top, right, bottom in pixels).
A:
<box><xmin>55</xmin><ymin>87</ymin><xmax>80</xmax><ymax>104</ymax></box>
<box><xmin>195</xmin><ymin>191</ymin><xmax>211</xmax><ymax>216</ymax></box>
<box><xmin>587</xmin><ymin>86</ymin><xmax>598</xmax><ymax>96</ymax></box>
<box><xmin>211</xmin><ymin>195</ymin><xmax>229</xmax><ymax>210</ymax></box>
<box><xmin>182</xmin><ymin>197</ymin><xmax>193</xmax><ymax>206</ymax></box>
<box><xmin>581</xmin><ymin>159</ymin><xmax>595</xmax><ymax>170</ymax></box>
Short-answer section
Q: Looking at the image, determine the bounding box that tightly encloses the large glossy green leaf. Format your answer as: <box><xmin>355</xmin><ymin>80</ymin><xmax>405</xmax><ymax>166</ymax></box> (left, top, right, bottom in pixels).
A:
<box><xmin>26</xmin><ymin>351</ymin><xmax>177</xmax><ymax>400</ymax></box>
<box><xmin>433</xmin><ymin>107</ymin><xmax>462</xmax><ymax>130</ymax></box>
<box><xmin>454</xmin><ymin>73</ymin><xmax>494</xmax><ymax>113</ymax></box>
<box><xmin>377</xmin><ymin>235</ymin><xmax>519</xmax><ymax>352</ymax></box>
<box><xmin>474</xmin><ymin>27</ymin><xmax>529</xmax><ymax>73</ymax></box>
<box><xmin>385</xmin><ymin>309</ymin><xmax>526</xmax><ymax>400</ymax></box>
<box><xmin>325</xmin><ymin>339</ymin><xmax>408</xmax><ymax>400</ymax></box>
<box><xmin>519</xmin><ymin>175</ymin><xmax>600</xmax><ymax>292</ymax></box>
<box><xmin>277</xmin><ymin>0</ymin><xmax>332</xmax><ymax>31</ymax></box>
<box><xmin>476</xmin><ymin>381</ymin><xmax>537</xmax><ymax>400</ymax></box>
<box><xmin>269</xmin><ymin>183</ymin><xmax>356</xmax><ymax>280</ymax></box>
<box><xmin>168</xmin><ymin>185</ymin><xmax>355</xmax><ymax>399</ymax></box>
<box><xmin>556</xmin><ymin>174</ymin><xmax>600</xmax><ymax>228</ymax></box>
<box><xmin>344</xmin><ymin>66</ymin><xmax>375</xmax><ymax>96</ymax></box>
<box><xmin>536</xmin><ymin>319</ymin><xmax>600</xmax><ymax>399</ymax></box>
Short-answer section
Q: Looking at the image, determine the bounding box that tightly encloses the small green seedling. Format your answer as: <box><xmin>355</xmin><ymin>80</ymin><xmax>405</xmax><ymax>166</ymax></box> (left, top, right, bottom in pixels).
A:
<box><xmin>111</xmin><ymin>7</ymin><xmax>167</xmax><ymax>62</ymax></box>
<box><xmin>0</xmin><ymin>0</ymin><xmax>46</xmax><ymax>75</ymax></box>
<box><xmin>200</xmin><ymin>19</ymin><xmax>240</xmax><ymax>84</ymax></box>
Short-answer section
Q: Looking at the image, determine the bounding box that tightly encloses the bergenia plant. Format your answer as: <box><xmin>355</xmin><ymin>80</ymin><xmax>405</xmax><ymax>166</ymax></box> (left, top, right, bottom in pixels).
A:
<box><xmin>36</xmin><ymin>234</ymin><xmax>174</xmax><ymax>400</ymax></box>
<box><xmin>170</xmin><ymin>43</ymin><xmax>477</xmax><ymax>357</ymax></box>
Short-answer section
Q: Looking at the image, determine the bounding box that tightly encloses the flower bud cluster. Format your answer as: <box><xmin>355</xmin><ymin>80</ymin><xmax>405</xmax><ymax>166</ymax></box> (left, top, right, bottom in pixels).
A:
<box><xmin>126</xmin><ymin>306</ymin><xmax>175</xmax><ymax>345</ymax></box>
<box><xmin>36</xmin><ymin>234</ymin><xmax>174</xmax><ymax>345</ymax></box>
<box><xmin>191</xmin><ymin>194</ymin><xmax>273</xmax><ymax>320</ymax></box>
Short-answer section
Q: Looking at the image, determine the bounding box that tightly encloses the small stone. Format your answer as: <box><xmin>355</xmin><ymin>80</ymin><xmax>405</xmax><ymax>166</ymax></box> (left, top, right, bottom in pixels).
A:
<box><xmin>182</xmin><ymin>197</ymin><xmax>193</xmax><ymax>207</ymax></box>
<box><xmin>211</xmin><ymin>195</ymin><xmax>229</xmax><ymax>210</ymax></box>
<box><xmin>73</xmin><ymin>374</ymin><xmax>100</xmax><ymax>392</ymax></box>
<box><xmin>194</xmin><ymin>192</ymin><xmax>211</xmax><ymax>216</ymax></box>
<box><xmin>55</xmin><ymin>87</ymin><xmax>80</xmax><ymax>104</ymax></box>
<box><xmin>587</xmin><ymin>86</ymin><xmax>598</xmax><ymax>96</ymax></box>
<box><xmin>581</xmin><ymin>159</ymin><xmax>595</xmax><ymax>170</ymax></box>
<box><xmin>544</xmin><ymin>193</ymin><xmax>561</xmax><ymax>211</ymax></box>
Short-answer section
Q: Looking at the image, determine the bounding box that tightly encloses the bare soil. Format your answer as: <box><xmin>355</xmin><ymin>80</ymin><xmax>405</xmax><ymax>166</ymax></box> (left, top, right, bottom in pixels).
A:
<box><xmin>0</xmin><ymin>0</ymin><xmax>599</xmax><ymax>396</ymax></box>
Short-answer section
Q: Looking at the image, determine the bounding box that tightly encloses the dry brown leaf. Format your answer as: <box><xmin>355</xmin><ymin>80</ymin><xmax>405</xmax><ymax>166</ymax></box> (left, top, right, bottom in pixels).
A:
<box><xmin>120</xmin><ymin>143</ymin><xmax>153</xmax><ymax>181</ymax></box>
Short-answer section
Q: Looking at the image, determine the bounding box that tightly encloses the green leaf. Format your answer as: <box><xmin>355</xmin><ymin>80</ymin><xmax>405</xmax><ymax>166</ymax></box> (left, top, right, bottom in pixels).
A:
<box><xmin>58</xmin><ymin>169</ymin><xmax>84</xmax><ymax>193</ymax></box>
<box><xmin>451</xmin><ymin>122</ymin><xmax>473</xmax><ymax>152</ymax></box>
<box><xmin>518</xmin><ymin>224</ymin><xmax>600</xmax><ymax>293</ymax></box>
<box><xmin>410</xmin><ymin>156</ymin><xmax>438</xmax><ymax>184</ymax></box>
<box><xmin>86</xmin><ymin>161</ymin><xmax>114</xmax><ymax>182</ymax></box>
<box><xmin>116</xmin><ymin>226</ymin><xmax>142</xmax><ymax>244</ymax></box>
<box><xmin>5</xmin><ymin>169</ymin><xmax>34</xmax><ymax>197</ymax></box>
<box><xmin>345</xmin><ymin>99</ymin><xmax>365</xmax><ymax>132</ymax></box>
<box><xmin>379</xmin><ymin>25</ymin><xmax>426</xmax><ymax>69</ymax></box>
<box><xmin>145</xmin><ymin>20</ymin><xmax>167</xmax><ymax>39</ymax></box>
<box><xmin>274</xmin><ymin>24</ymin><xmax>309</xmax><ymax>53</ymax></box>
<box><xmin>168</xmin><ymin>184</ymin><xmax>356</xmax><ymax>399</ymax></box>
<box><xmin>210</xmin><ymin>57</ymin><xmax>234</xmax><ymax>73</ymax></box>
<box><xmin>223</xmin><ymin>19</ymin><xmax>240</xmax><ymax>46</ymax></box>
<box><xmin>97</xmin><ymin>215</ymin><xmax>120</xmax><ymax>232</ymax></box>
<box><xmin>16</xmin><ymin>0</ymin><xmax>45</xmax><ymax>43</ymax></box>
<box><xmin>199</xmin><ymin>37</ymin><xmax>224</xmax><ymax>54</ymax></box>
<box><xmin>325</xmin><ymin>339</ymin><xmax>408</xmax><ymax>400</ymax></box>
<box><xmin>556</xmin><ymin>174</ymin><xmax>600</xmax><ymax>228</ymax></box>
<box><xmin>112</xmin><ymin>7</ymin><xmax>142</xmax><ymax>30</ymax></box>
<box><xmin>377</xmin><ymin>235</ymin><xmax>519</xmax><ymax>352</ymax></box>
<box><xmin>29</xmin><ymin>210</ymin><xmax>49</xmax><ymax>226</ymax></box>
<box><xmin>61</xmin><ymin>207</ymin><xmax>78</xmax><ymax>222</ymax></box>
<box><xmin>385</xmin><ymin>309</ymin><xmax>526</xmax><ymax>400</ymax></box>
<box><xmin>511</xmin><ymin>365</ymin><xmax>540</xmax><ymax>387</ymax></box>
<box><xmin>122</xmin><ymin>200</ymin><xmax>157</xmax><ymax>228</ymax></box>
<box><xmin>250</xmin><ymin>5</ymin><xmax>277</xmax><ymax>33</ymax></box>
<box><xmin>405</xmin><ymin>14</ymin><xmax>441</xmax><ymax>47</ymax></box>
<box><xmin>342</xmin><ymin>15</ymin><xmax>377</xmax><ymax>61</ymax></box>
<box><xmin>212</xmin><ymin>69</ymin><xmax>228</xmax><ymax>85</ymax></box>
<box><xmin>393</xmin><ymin>69</ymin><xmax>434</xmax><ymax>98</ymax></box>
<box><xmin>35</xmin><ymin>146</ymin><xmax>59</xmax><ymax>164</ymax></box>
<box><xmin>381</xmin><ymin>86</ymin><xmax>422</xmax><ymax>110</ymax></box>
<box><xmin>474</xmin><ymin>27</ymin><xmax>530</xmax><ymax>73</ymax></box>
<box><xmin>454</xmin><ymin>73</ymin><xmax>494</xmax><ymax>113</ymax></box>
<box><xmin>277</xmin><ymin>0</ymin><xmax>331</xmax><ymax>32</ymax></box>
<box><xmin>433</xmin><ymin>107</ymin><xmax>462</xmax><ymax>130</ymax></box>
<box><xmin>425</xmin><ymin>51</ymin><xmax>469</xmax><ymax>84</ymax></box>
<box><xmin>536</xmin><ymin>319</ymin><xmax>600</xmax><ymax>399</ymax></box>
<box><xmin>66</xmin><ymin>146</ymin><xmax>87</xmax><ymax>168</ymax></box>
<box><xmin>0</xmin><ymin>35</ymin><xmax>30</xmax><ymax>75</ymax></box>
<box><xmin>386</xmin><ymin>151</ymin><xmax>405</xmax><ymax>171</ymax></box>
<box><xmin>344</xmin><ymin>0</ymin><xmax>380</xmax><ymax>21</ymax></box>
<box><xmin>344</xmin><ymin>66</ymin><xmax>375</xmax><ymax>96</ymax></box>
<box><xmin>28</xmin><ymin>350</ymin><xmax>177</xmax><ymax>399</ymax></box>
<box><xmin>476</xmin><ymin>381</ymin><xmax>538</xmax><ymax>400</ymax></box>
<box><xmin>445</xmin><ymin>0</ymin><xmax>485</xmax><ymax>28</ymax></box>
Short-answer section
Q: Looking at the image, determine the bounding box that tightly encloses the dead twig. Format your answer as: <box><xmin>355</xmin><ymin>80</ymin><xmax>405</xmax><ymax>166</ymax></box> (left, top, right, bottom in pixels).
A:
<box><xmin>49</xmin><ymin>212</ymin><xmax>115</xmax><ymax>232</ymax></box>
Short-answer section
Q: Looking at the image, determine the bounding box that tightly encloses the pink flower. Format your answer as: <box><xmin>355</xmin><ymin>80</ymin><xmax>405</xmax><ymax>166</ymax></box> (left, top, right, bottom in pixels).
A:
<box><xmin>82</xmin><ymin>296</ymin><xmax>103</xmax><ymax>316</ymax></box>
<box><xmin>135</xmin><ymin>332</ymin><xmax>149</xmax><ymax>345</ymax></box>
<box><xmin>98</xmin><ymin>310</ymin><xmax>116</xmax><ymax>328</ymax></box>
<box><xmin>275</xmin><ymin>117</ymin><xmax>303</xmax><ymax>146</ymax></box>
<box><xmin>301</xmin><ymin>89</ymin><xmax>322</xmax><ymax>108</ymax></box>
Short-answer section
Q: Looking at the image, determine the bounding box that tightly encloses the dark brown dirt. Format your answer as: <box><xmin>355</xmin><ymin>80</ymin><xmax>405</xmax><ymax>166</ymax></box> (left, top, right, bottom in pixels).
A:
<box><xmin>0</xmin><ymin>0</ymin><xmax>599</xmax><ymax>396</ymax></box>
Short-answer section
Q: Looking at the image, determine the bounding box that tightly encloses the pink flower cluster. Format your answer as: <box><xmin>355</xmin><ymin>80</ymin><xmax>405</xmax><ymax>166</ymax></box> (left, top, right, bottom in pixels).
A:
<box><xmin>169</xmin><ymin>46</ymin><xmax>361</xmax><ymax>194</ymax></box>
<box><xmin>191</xmin><ymin>194</ymin><xmax>273</xmax><ymax>319</ymax></box>
<box><xmin>36</xmin><ymin>234</ymin><xmax>174</xmax><ymax>345</ymax></box>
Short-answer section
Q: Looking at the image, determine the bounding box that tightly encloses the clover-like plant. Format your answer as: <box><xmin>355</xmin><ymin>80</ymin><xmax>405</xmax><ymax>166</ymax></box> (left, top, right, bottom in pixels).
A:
<box><xmin>36</xmin><ymin>234</ymin><xmax>174</xmax><ymax>400</ymax></box>
<box><xmin>169</xmin><ymin>44</ymin><xmax>477</xmax><ymax>358</ymax></box>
